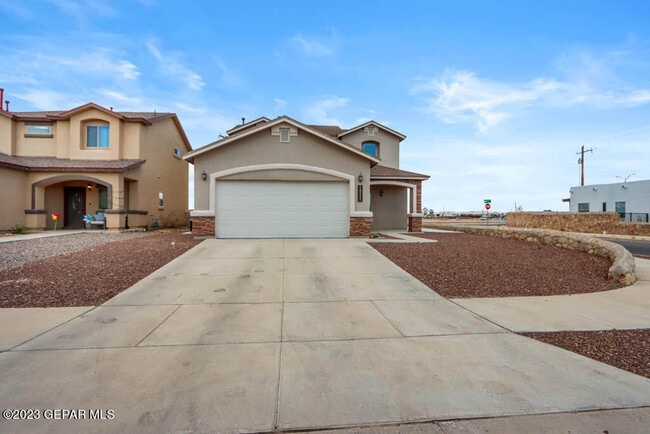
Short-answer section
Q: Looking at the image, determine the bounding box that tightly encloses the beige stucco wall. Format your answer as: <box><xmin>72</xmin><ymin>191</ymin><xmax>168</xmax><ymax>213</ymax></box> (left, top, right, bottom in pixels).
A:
<box><xmin>0</xmin><ymin>116</ymin><xmax>15</xmax><ymax>155</ymax></box>
<box><xmin>133</xmin><ymin>117</ymin><xmax>189</xmax><ymax>226</ymax></box>
<box><xmin>15</xmin><ymin>122</ymin><xmax>57</xmax><ymax>157</ymax></box>
<box><xmin>371</xmin><ymin>185</ymin><xmax>408</xmax><ymax>230</ymax></box>
<box><xmin>0</xmin><ymin>167</ymin><xmax>27</xmax><ymax>230</ymax></box>
<box><xmin>43</xmin><ymin>181</ymin><xmax>100</xmax><ymax>229</ymax></box>
<box><xmin>341</xmin><ymin>128</ymin><xmax>400</xmax><ymax>169</ymax></box>
<box><xmin>192</xmin><ymin>124</ymin><xmax>371</xmax><ymax>212</ymax></box>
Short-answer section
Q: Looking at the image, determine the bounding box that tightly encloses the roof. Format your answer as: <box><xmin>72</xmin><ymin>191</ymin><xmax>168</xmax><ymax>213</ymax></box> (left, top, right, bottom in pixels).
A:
<box><xmin>185</xmin><ymin>116</ymin><xmax>381</xmax><ymax>164</ymax></box>
<box><xmin>338</xmin><ymin>120</ymin><xmax>406</xmax><ymax>140</ymax></box>
<box><xmin>0</xmin><ymin>152</ymin><xmax>145</xmax><ymax>173</ymax></box>
<box><xmin>227</xmin><ymin>117</ymin><xmax>271</xmax><ymax>135</ymax></box>
<box><xmin>307</xmin><ymin>125</ymin><xmax>347</xmax><ymax>137</ymax></box>
<box><xmin>370</xmin><ymin>165</ymin><xmax>430</xmax><ymax>180</ymax></box>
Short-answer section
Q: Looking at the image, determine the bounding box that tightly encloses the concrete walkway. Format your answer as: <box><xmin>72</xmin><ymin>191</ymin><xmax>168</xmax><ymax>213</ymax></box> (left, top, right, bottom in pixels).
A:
<box><xmin>455</xmin><ymin>258</ymin><xmax>650</xmax><ymax>332</ymax></box>
<box><xmin>0</xmin><ymin>239</ymin><xmax>649</xmax><ymax>433</ymax></box>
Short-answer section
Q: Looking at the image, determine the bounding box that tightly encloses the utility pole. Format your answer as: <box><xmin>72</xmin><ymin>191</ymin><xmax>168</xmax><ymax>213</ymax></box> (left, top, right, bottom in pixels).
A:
<box><xmin>576</xmin><ymin>146</ymin><xmax>594</xmax><ymax>186</ymax></box>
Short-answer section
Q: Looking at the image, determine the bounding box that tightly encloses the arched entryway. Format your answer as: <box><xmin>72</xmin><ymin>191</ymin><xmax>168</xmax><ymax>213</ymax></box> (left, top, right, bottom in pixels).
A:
<box><xmin>370</xmin><ymin>180</ymin><xmax>418</xmax><ymax>231</ymax></box>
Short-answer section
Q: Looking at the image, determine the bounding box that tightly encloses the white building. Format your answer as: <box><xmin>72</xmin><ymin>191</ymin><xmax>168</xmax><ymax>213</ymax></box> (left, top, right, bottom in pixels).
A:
<box><xmin>568</xmin><ymin>179</ymin><xmax>650</xmax><ymax>222</ymax></box>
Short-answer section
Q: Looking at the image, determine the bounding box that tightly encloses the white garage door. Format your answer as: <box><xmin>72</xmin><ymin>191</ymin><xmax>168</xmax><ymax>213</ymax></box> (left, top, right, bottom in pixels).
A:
<box><xmin>215</xmin><ymin>181</ymin><xmax>349</xmax><ymax>238</ymax></box>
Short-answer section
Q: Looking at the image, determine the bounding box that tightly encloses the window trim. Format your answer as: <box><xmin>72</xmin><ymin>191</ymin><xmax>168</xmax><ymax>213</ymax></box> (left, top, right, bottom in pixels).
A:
<box><xmin>158</xmin><ymin>192</ymin><xmax>164</xmax><ymax>208</ymax></box>
<box><xmin>578</xmin><ymin>202</ymin><xmax>590</xmax><ymax>212</ymax></box>
<box><xmin>86</xmin><ymin>125</ymin><xmax>110</xmax><ymax>149</ymax></box>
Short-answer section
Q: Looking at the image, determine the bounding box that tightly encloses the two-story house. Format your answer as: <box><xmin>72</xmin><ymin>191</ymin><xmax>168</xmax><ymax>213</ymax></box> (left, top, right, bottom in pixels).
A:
<box><xmin>0</xmin><ymin>95</ymin><xmax>191</xmax><ymax>231</ymax></box>
<box><xmin>185</xmin><ymin>116</ymin><xmax>429</xmax><ymax>238</ymax></box>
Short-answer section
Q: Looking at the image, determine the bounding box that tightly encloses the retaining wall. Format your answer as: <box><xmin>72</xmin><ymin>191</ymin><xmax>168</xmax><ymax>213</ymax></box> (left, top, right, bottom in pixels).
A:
<box><xmin>506</xmin><ymin>212</ymin><xmax>650</xmax><ymax>236</ymax></box>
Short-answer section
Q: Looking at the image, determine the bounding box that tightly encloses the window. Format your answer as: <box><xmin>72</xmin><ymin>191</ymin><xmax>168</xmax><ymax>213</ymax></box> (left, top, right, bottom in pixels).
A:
<box><xmin>615</xmin><ymin>201</ymin><xmax>626</xmax><ymax>218</ymax></box>
<box><xmin>98</xmin><ymin>188</ymin><xmax>108</xmax><ymax>209</ymax></box>
<box><xmin>158</xmin><ymin>192</ymin><xmax>164</xmax><ymax>207</ymax></box>
<box><xmin>602</xmin><ymin>202</ymin><xmax>607</xmax><ymax>212</ymax></box>
<box><xmin>173</xmin><ymin>148</ymin><xmax>182</xmax><ymax>158</ymax></box>
<box><xmin>362</xmin><ymin>142</ymin><xmax>377</xmax><ymax>156</ymax></box>
<box><xmin>87</xmin><ymin>125</ymin><xmax>109</xmax><ymax>148</ymax></box>
<box><xmin>26</xmin><ymin>124</ymin><xmax>52</xmax><ymax>136</ymax></box>
<box><xmin>279</xmin><ymin>128</ymin><xmax>290</xmax><ymax>142</ymax></box>
<box><xmin>578</xmin><ymin>203</ymin><xmax>589</xmax><ymax>212</ymax></box>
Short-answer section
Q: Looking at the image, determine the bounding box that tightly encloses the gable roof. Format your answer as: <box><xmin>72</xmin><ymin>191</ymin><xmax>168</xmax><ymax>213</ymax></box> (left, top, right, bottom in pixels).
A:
<box><xmin>337</xmin><ymin>120</ymin><xmax>406</xmax><ymax>140</ymax></box>
<box><xmin>307</xmin><ymin>125</ymin><xmax>347</xmax><ymax>137</ymax></box>
<box><xmin>3</xmin><ymin>103</ymin><xmax>192</xmax><ymax>151</ymax></box>
<box><xmin>184</xmin><ymin>116</ymin><xmax>381</xmax><ymax>164</ymax></box>
<box><xmin>226</xmin><ymin>117</ymin><xmax>271</xmax><ymax>135</ymax></box>
<box><xmin>371</xmin><ymin>165</ymin><xmax>429</xmax><ymax>180</ymax></box>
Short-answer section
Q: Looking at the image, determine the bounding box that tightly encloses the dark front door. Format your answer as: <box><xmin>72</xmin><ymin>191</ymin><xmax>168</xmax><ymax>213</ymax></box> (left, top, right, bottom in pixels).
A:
<box><xmin>64</xmin><ymin>187</ymin><xmax>86</xmax><ymax>228</ymax></box>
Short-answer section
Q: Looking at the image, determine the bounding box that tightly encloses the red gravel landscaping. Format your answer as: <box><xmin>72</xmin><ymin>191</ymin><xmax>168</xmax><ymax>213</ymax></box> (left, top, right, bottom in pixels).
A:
<box><xmin>370</xmin><ymin>232</ymin><xmax>622</xmax><ymax>298</ymax></box>
<box><xmin>0</xmin><ymin>233</ymin><xmax>202</xmax><ymax>308</ymax></box>
<box><xmin>520</xmin><ymin>330</ymin><xmax>650</xmax><ymax>378</ymax></box>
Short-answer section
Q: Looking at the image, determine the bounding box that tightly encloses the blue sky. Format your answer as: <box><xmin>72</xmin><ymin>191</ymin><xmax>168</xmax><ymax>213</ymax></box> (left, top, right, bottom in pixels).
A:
<box><xmin>2</xmin><ymin>1</ymin><xmax>650</xmax><ymax>212</ymax></box>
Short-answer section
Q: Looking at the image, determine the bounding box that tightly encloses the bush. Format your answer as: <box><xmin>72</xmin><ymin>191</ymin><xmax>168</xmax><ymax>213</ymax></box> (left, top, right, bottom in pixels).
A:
<box><xmin>10</xmin><ymin>225</ymin><xmax>29</xmax><ymax>235</ymax></box>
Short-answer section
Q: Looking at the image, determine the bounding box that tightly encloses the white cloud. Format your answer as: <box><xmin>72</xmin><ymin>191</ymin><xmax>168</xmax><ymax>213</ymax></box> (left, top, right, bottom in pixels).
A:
<box><xmin>45</xmin><ymin>0</ymin><xmax>117</xmax><ymax>23</ymax></box>
<box><xmin>305</xmin><ymin>96</ymin><xmax>349</xmax><ymax>125</ymax></box>
<box><xmin>277</xmin><ymin>30</ymin><xmax>338</xmax><ymax>59</ymax></box>
<box><xmin>146</xmin><ymin>41</ymin><xmax>205</xmax><ymax>90</ymax></box>
<box><xmin>412</xmin><ymin>52</ymin><xmax>650</xmax><ymax>132</ymax></box>
<box><xmin>274</xmin><ymin>98</ymin><xmax>288</xmax><ymax>113</ymax></box>
<box><xmin>11</xmin><ymin>88</ymin><xmax>84</xmax><ymax>109</ymax></box>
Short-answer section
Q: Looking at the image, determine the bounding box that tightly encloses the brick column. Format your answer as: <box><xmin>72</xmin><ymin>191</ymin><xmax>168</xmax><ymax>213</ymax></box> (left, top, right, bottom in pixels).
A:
<box><xmin>192</xmin><ymin>216</ymin><xmax>215</xmax><ymax>236</ymax></box>
<box><xmin>408</xmin><ymin>216</ymin><xmax>422</xmax><ymax>232</ymax></box>
<box><xmin>349</xmin><ymin>217</ymin><xmax>371</xmax><ymax>236</ymax></box>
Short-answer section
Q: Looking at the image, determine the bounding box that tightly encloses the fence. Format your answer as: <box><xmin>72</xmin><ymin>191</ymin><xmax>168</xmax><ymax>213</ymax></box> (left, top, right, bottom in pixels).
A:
<box><xmin>619</xmin><ymin>213</ymin><xmax>649</xmax><ymax>223</ymax></box>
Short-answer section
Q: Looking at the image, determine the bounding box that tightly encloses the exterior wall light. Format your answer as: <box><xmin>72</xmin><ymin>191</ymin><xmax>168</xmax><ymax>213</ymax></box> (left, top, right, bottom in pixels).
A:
<box><xmin>201</xmin><ymin>170</ymin><xmax>207</xmax><ymax>181</ymax></box>
<box><xmin>380</xmin><ymin>190</ymin><xmax>384</xmax><ymax>197</ymax></box>
<box><xmin>358</xmin><ymin>173</ymin><xmax>363</xmax><ymax>183</ymax></box>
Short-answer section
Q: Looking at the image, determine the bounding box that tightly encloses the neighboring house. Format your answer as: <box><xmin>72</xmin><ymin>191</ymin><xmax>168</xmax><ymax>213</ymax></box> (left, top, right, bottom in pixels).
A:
<box><xmin>185</xmin><ymin>116</ymin><xmax>429</xmax><ymax>238</ymax></box>
<box><xmin>0</xmin><ymin>96</ymin><xmax>191</xmax><ymax>231</ymax></box>
<box><xmin>568</xmin><ymin>179</ymin><xmax>650</xmax><ymax>222</ymax></box>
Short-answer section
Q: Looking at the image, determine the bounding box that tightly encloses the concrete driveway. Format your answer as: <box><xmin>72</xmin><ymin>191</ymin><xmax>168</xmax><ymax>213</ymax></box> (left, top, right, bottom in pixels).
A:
<box><xmin>1</xmin><ymin>238</ymin><xmax>649</xmax><ymax>433</ymax></box>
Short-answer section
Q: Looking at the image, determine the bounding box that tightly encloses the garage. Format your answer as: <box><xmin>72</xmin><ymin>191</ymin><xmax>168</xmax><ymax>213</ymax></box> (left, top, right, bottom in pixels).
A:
<box><xmin>215</xmin><ymin>181</ymin><xmax>349</xmax><ymax>238</ymax></box>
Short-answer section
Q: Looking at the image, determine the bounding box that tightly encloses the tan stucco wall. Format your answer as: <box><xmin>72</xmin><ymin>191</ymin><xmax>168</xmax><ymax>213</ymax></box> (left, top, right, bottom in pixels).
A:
<box><xmin>134</xmin><ymin>117</ymin><xmax>189</xmax><ymax>226</ymax></box>
<box><xmin>0</xmin><ymin>167</ymin><xmax>27</xmax><ymax>230</ymax></box>
<box><xmin>43</xmin><ymin>181</ymin><xmax>100</xmax><ymax>229</ymax></box>
<box><xmin>341</xmin><ymin>128</ymin><xmax>400</xmax><ymax>169</ymax></box>
<box><xmin>192</xmin><ymin>124</ymin><xmax>371</xmax><ymax>212</ymax></box>
<box><xmin>15</xmin><ymin>123</ymin><xmax>57</xmax><ymax>157</ymax></box>
<box><xmin>371</xmin><ymin>185</ymin><xmax>408</xmax><ymax>230</ymax></box>
<box><xmin>0</xmin><ymin>116</ymin><xmax>15</xmax><ymax>155</ymax></box>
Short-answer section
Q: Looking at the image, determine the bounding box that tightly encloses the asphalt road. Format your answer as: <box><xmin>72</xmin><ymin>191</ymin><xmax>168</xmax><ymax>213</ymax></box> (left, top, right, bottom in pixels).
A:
<box><xmin>603</xmin><ymin>238</ymin><xmax>650</xmax><ymax>257</ymax></box>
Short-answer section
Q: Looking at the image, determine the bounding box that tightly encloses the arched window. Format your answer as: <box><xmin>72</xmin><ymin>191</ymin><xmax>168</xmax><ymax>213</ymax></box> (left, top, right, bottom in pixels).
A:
<box><xmin>362</xmin><ymin>141</ymin><xmax>378</xmax><ymax>156</ymax></box>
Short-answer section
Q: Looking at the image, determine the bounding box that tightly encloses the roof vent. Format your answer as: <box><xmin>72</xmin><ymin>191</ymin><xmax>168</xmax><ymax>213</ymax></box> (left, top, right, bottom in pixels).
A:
<box><xmin>242</xmin><ymin>117</ymin><xmax>245</xmax><ymax>125</ymax></box>
<box><xmin>0</xmin><ymin>88</ymin><xmax>3</xmax><ymax>111</ymax></box>
<box><xmin>4</xmin><ymin>100</ymin><xmax>9</xmax><ymax>112</ymax></box>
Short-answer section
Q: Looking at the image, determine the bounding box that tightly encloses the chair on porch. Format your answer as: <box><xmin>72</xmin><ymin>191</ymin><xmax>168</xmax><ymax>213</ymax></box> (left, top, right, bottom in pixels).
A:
<box><xmin>89</xmin><ymin>212</ymin><xmax>106</xmax><ymax>229</ymax></box>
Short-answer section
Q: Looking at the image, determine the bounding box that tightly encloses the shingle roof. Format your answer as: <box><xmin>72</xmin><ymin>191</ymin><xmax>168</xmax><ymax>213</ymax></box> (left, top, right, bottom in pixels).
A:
<box><xmin>12</xmin><ymin>110</ymin><xmax>172</xmax><ymax>121</ymax></box>
<box><xmin>371</xmin><ymin>165</ymin><xmax>430</xmax><ymax>179</ymax></box>
<box><xmin>0</xmin><ymin>152</ymin><xmax>145</xmax><ymax>172</ymax></box>
<box><xmin>307</xmin><ymin>125</ymin><xmax>347</xmax><ymax>137</ymax></box>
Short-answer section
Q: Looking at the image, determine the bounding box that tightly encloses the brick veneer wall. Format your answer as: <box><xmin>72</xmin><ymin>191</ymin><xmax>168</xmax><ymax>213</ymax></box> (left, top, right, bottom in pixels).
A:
<box><xmin>408</xmin><ymin>216</ymin><xmax>422</xmax><ymax>232</ymax></box>
<box><xmin>507</xmin><ymin>212</ymin><xmax>650</xmax><ymax>236</ymax></box>
<box><xmin>350</xmin><ymin>217</ymin><xmax>371</xmax><ymax>236</ymax></box>
<box><xmin>192</xmin><ymin>216</ymin><xmax>215</xmax><ymax>236</ymax></box>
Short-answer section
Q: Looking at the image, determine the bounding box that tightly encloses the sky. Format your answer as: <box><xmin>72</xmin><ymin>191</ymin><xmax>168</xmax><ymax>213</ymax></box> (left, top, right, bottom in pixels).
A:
<box><xmin>1</xmin><ymin>0</ymin><xmax>650</xmax><ymax>212</ymax></box>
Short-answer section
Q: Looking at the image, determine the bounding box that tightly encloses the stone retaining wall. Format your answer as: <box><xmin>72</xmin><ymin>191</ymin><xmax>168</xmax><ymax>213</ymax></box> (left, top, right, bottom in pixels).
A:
<box><xmin>424</xmin><ymin>223</ymin><xmax>637</xmax><ymax>285</ymax></box>
<box><xmin>507</xmin><ymin>212</ymin><xmax>650</xmax><ymax>236</ymax></box>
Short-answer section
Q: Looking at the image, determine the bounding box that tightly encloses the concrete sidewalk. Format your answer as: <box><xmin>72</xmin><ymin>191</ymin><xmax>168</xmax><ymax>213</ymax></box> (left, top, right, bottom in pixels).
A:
<box><xmin>454</xmin><ymin>258</ymin><xmax>650</xmax><ymax>332</ymax></box>
<box><xmin>0</xmin><ymin>239</ymin><xmax>649</xmax><ymax>433</ymax></box>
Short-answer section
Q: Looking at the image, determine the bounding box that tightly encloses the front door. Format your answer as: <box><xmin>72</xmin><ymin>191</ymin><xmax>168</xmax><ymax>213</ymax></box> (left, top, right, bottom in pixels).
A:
<box><xmin>64</xmin><ymin>187</ymin><xmax>86</xmax><ymax>228</ymax></box>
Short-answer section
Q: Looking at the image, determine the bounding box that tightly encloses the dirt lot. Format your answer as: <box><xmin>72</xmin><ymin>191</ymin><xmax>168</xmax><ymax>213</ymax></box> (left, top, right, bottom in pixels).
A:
<box><xmin>520</xmin><ymin>330</ymin><xmax>650</xmax><ymax>378</ymax></box>
<box><xmin>370</xmin><ymin>232</ymin><xmax>622</xmax><ymax>298</ymax></box>
<box><xmin>0</xmin><ymin>233</ymin><xmax>202</xmax><ymax>308</ymax></box>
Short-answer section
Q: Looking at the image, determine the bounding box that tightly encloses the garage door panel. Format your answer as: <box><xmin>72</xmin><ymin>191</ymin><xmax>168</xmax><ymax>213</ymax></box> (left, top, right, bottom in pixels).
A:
<box><xmin>216</xmin><ymin>181</ymin><xmax>349</xmax><ymax>238</ymax></box>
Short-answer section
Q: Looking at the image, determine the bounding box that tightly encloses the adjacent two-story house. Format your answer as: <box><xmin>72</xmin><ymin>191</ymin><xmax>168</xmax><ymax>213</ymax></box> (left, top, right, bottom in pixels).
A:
<box><xmin>0</xmin><ymin>97</ymin><xmax>191</xmax><ymax>231</ymax></box>
<box><xmin>185</xmin><ymin>116</ymin><xmax>429</xmax><ymax>238</ymax></box>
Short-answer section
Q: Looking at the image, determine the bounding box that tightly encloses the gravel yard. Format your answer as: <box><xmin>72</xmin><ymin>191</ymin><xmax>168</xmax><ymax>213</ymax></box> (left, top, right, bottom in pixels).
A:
<box><xmin>0</xmin><ymin>231</ymin><xmax>152</xmax><ymax>273</ymax></box>
<box><xmin>520</xmin><ymin>330</ymin><xmax>650</xmax><ymax>378</ymax></box>
<box><xmin>370</xmin><ymin>232</ymin><xmax>622</xmax><ymax>298</ymax></box>
<box><xmin>0</xmin><ymin>233</ymin><xmax>201</xmax><ymax>308</ymax></box>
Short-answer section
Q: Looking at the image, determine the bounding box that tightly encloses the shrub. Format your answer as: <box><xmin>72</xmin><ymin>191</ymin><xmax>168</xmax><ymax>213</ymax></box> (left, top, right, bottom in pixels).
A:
<box><xmin>10</xmin><ymin>224</ymin><xmax>29</xmax><ymax>235</ymax></box>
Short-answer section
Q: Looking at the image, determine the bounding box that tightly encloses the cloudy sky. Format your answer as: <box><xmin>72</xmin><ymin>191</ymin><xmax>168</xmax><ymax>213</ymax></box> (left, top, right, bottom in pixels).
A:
<box><xmin>2</xmin><ymin>0</ymin><xmax>649</xmax><ymax>212</ymax></box>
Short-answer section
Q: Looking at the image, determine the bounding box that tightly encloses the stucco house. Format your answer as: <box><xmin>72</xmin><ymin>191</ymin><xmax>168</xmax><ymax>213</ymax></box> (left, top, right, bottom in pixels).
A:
<box><xmin>0</xmin><ymin>94</ymin><xmax>191</xmax><ymax>231</ymax></box>
<box><xmin>185</xmin><ymin>116</ymin><xmax>429</xmax><ymax>238</ymax></box>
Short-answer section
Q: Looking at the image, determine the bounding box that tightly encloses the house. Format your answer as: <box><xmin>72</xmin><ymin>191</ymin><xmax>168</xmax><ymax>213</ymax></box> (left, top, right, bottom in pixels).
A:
<box><xmin>568</xmin><ymin>179</ymin><xmax>650</xmax><ymax>222</ymax></box>
<box><xmin>0</xmin><ymin>92</ymin><xmax>191</xmax><ymax>231</ymax></box>
<box><xmin>185</xmin><ymin>116</ymin><xmax>429</xmax><ymax>238</ymax></box>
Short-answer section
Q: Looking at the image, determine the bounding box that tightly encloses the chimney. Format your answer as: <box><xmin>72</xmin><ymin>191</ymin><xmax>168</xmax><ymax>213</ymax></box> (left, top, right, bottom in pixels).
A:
<box><xmin>0</xmin><ymin>88</ymin><xmax>3</xmax><ymax>111</ymax></box>
<box><xmin>241</xmin><ymin>117</ymin><xmax>245</xmax><ymax>125</ymax></box>
<box><xmin>4</xmin><ymin>100</ymin><xmax>9</xmax><ymax>112</ymax></box>
<box><xmin>110</xmin><ymin>107</ymin><xmax>113</xmax><ymax>111</ymax></box>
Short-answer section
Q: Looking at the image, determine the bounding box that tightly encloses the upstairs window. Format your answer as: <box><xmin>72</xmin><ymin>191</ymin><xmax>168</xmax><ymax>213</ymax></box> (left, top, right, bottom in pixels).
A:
<box><xmin>87</xmin><ymin>125</ymin><xmax>109</xmax><ymax>148</ymax></box>
<box><xmin>362</xmin><ymin>142</ymin><xmax>377</xmax><ymax>156</ymax></box>
<box><xmin>279</xmin><ymin>128</ymin><xmax>290</xmax><ymax>142</ymax></box>
<box><xmin>173</xmin><ymin>148</ymin><xmax>182</xmax><ymax>158</ymax></box>
<box><xmin>26</xmin><ymin>124</ymin><xmax>52</xmax><ymax>136</ymax></box>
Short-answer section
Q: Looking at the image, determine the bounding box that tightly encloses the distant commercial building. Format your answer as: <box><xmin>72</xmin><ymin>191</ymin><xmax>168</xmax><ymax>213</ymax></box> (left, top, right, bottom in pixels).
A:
<box><xmin>567</xmin><ymin>179</ymin><xmax>650</xmax><ymax>222</ymax></box>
